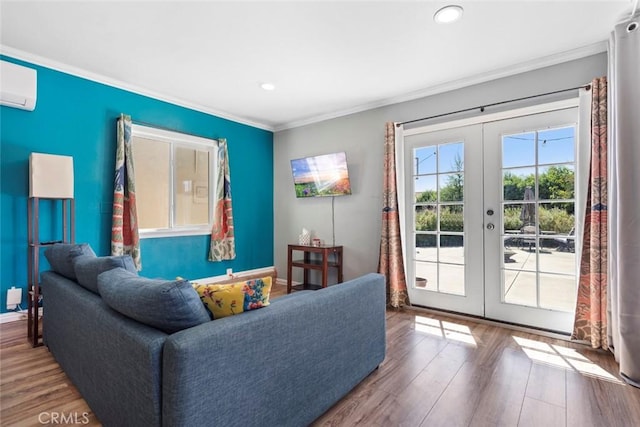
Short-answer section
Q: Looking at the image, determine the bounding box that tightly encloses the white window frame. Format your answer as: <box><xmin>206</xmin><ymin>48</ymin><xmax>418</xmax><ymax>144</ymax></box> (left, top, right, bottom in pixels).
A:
<box><xmin>131</xmin><ymin>124</ymin><xmax>217</xmax><ymax>239</ymax></box>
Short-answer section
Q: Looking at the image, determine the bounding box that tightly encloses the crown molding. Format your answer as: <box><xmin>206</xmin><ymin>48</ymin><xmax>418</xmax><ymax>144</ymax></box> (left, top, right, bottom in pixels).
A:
<box><xmin>274</xmin><ymin>41</ymin><xmax>607</xmax><ymax>132</ymax></box>
<box><xmin>0</xmin><ymin>45</ymin><xmax>274</xmax><ymax>132</ymax></box>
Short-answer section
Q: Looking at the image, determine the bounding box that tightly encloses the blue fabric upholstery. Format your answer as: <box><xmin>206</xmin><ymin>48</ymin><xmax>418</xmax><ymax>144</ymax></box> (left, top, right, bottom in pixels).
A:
<box><xmin>163</xmin><ymin>273</ymin><xmax>386</xmax><ymax>427</ymax></box>
<box><xmin>98</xmin><ymin>268</ymin><xmax>211</xmax><ymax>334</ymax></box>
<box><xmin>44</xmin><ymin>243</ymin><xmax>96</xmax><ymax>280</ymax></box>
<box><xmin>41</xmin><ymin>271</ymin><xmax>166</xmax><ymax>427</ymax></box>
<box><xmin>42</xmin><ymin>265</ymin><xmax>386</xmax><ymax>427</ymax></box>
<box><xmin>73</xmin><ymin>255</ymin><xmax>137</xmax><ymax>294</ymax></box>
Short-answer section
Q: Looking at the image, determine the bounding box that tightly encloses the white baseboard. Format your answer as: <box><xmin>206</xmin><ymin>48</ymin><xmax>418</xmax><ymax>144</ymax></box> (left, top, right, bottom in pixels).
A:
<box><xmin>0</xmin><ymin>308</ymin><xmax>42</xmax><ymax>324</ymax></box>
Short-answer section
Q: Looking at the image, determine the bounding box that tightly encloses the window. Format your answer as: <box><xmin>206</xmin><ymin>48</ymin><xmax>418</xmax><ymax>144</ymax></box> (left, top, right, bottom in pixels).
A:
<box><xmin>131</xmin><ymin>124</ymin><xmax>217</xmax><ymax>238</ymax></box>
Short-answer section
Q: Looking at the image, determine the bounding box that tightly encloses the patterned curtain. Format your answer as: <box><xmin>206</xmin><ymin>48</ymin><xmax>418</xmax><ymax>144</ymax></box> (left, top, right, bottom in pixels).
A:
<box><xmin>111</xmin><ymin>113</ymin><xmax>141</xmax><ymax>270</ymax></box>
<box><xmin>572</xmin><ymin>77</ymin><xmax>607</xmax><ymax>348</ymax></box>
<box><xmin>209</xmin><ymin>139</ymin><xmax>236</xmax><ymax>261</ymax></box>
<box><xmin>378</xmin><ymin>122</ymin><xmax>410</xmax><ymax>308</ymax></box>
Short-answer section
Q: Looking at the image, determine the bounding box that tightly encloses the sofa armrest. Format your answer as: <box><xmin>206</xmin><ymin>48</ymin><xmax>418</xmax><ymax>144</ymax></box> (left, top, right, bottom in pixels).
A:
<box><xmin>162</xmin><ymin>273</ymin><xmax>386</xmax><ymax>427</ymax></box>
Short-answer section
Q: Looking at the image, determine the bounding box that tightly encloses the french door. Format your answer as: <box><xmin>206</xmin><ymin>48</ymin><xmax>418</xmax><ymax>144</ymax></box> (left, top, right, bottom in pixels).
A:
<box><xmin>404</xmin><ymin>106</ymin><xmax>579</xmax><ymax>333</ymax></box>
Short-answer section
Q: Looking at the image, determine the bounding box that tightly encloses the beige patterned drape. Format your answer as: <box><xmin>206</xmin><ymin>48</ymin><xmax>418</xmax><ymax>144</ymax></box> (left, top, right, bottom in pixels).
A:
<box><xmin>571</xmin><ymin>77</ymin><xmax>608</xmax><ymax>349</ymax></box>
<box><xmin>378</xmin><ymin>122</ymin><xmax>410</xmax><ymax>308</ymax></box>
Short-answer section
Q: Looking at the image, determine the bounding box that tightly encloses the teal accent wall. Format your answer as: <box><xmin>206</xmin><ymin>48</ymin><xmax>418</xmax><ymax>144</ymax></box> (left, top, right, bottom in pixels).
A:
<box><xmin>0</xmin><ymin>56</ymin><xmax>274</xmax><ymax>314</ymax></box>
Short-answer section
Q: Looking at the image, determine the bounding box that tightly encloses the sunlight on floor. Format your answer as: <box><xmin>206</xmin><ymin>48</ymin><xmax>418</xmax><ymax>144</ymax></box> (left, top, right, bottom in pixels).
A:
<box><xmin>414</xmin><ymin>316</ymin><xmax>477</xmax><ymax>347</ymax></box>
<box><xmin>512</xmin><ymin>336</ymin><xmax>623</xmax><ymax>384</ymax></box>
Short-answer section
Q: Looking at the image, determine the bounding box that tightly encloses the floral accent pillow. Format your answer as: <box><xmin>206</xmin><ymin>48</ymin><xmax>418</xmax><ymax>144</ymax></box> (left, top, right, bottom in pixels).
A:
<box><xmin>192</xmin><ymin>277</ymin><xmax>272</xmax><ymax>320</ymax></box>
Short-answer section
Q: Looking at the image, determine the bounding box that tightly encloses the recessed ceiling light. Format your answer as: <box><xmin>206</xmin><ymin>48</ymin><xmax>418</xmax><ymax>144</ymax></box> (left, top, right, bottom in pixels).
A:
<box><xmin>434</xmin><ymin>5</ymin><xmax>464</xmax><ymax>24</ymax></box>
<box><xmin>260</xmin><ymin>82</ymin><xmax>275</xmax><ymax>91</ymax></box>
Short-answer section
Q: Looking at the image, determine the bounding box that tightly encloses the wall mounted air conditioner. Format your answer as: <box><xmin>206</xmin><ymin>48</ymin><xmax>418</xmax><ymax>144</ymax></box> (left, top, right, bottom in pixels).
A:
<box><xmin>0</xmin><ymin>60</ymin><xmax>37</xmax><ymax>111</ymax></box>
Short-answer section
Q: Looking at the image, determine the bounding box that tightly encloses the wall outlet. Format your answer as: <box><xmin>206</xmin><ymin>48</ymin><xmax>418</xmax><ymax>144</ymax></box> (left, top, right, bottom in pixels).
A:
<box><xmin>226</xmin><ymin>268</ymin><xmax>233</xmax><ymax>277</ymax></box>
<box><xmin>6</xmin><ymin>286</ymin><xmax>22</xmax><ymax>310</ymax></box>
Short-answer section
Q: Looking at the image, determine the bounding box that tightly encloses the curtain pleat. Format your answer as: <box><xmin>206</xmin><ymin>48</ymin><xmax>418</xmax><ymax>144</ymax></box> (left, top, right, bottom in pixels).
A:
<box><xmin>571</xmin><ymin>77</ymin><xmax>608</xmax><ymax>348</ymax></box>
<box><xmin>378</xmin><ymin>122</ymin><xmax>410</xmax><ymax>308</ymax></box>
<box><xmin>209</xmin><ymin>139</ymin><xmax>236</xmax><ymax>261</ymax></box>
<box><xmin>111</xmin><ymin>113</ymin><xmax>141</xmax><ymax>270</ymax></box>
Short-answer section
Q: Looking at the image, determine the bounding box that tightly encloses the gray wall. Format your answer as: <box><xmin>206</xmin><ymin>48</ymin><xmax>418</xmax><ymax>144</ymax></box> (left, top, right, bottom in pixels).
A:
<box><xmin>274</xmin><ymin>53</ymin><xmax>607</xmax><ymax>284</ymax></box>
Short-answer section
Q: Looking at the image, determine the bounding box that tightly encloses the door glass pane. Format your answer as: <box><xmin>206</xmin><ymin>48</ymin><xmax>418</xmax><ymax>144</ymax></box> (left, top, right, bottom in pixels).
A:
<box><xmin>415</xmin><ymin>206</ymin><xmax>437</xmax><ymax>232</ymax></box>
<box><xmin>503</xmin><ymin>203</ymin><xmax>537</xmax><ymax>234</ymax></box>
<box><xmin>439</xmin><ymin>173</ymin><xmax>464</xmax><ymax>202</ymax></box>
<box><xmin>438</xmin><ymin>142</ymin><xmax>464</xmax><ymax>173</ymax></box>
<box><xmin>538</xmin><ymin>127</ymin><xmax>575</xmax><ymax>164</ymax></box>
<box><xmin>440</xmin><ymin>205</ymin><xmax>463</xmax><ymax>232</ymax></box>
<box><xmin>412</xmin><ymin>141</ymin><xmax>465</xmax><ymax>297</ymax></box>
<box><xmin>503</xmin><ymin>132</ymin><xmax>535</xmax><ymax>168</ymax></box>
<box><xmin>500</xmin><ymin>126</ymin><xmax>577</xmax><ymax>312</ymax></box>
<box><xmin>440</xmin><ymin>264</ymin><xmax>464</xmax><ymax>296</ymax></box>
<box><xmin>504</xmin><ymin>270</ymin><xmax>537</xmax><ymax>307</ymax></box>
<box><xmin>415</xmin><ymin>261</ymin><xmax>437</xmax><ymax>291</ymax></box>
<box><xmin>539</xmin><ymin>273</ymin><xmax>577</xmax><ymax>312</ymax></box>
<box><xmin>414</xmin><ymin>147</ymin><xmax>437</xmax><ymax>175</ymax></box>
<box><xmin>503</xmin><ymin>167</ymin><xmax>535</xmax><ymax>201</ymax></box>
<box><xmin>416</xmin><ymin>234</ymin><xmax>437</xmax><ymax>262</ymax></box>
<box><xmin>538</xmin><ymin>165</ymin><xmax>575</xmax><ymax>200</ymax></box>
<box><xmin>415</xmin><ymin>176</ymin><xmax>437</xmax><ymax>202</ymax></box>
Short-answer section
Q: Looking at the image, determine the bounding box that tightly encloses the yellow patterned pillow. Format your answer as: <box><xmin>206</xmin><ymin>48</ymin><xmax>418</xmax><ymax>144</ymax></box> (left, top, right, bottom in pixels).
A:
<box><xmin>193</xmin><ymin>277</ymin><xmax>272</xmax><ymax>320</ymax></box>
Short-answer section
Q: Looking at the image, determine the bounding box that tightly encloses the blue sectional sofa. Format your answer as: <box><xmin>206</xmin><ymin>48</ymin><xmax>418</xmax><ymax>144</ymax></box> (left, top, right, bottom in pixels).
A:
<box><xmin>41</xmin><ymin>244</ymin><xmax>386</xmax><ymax>427</ymax></box>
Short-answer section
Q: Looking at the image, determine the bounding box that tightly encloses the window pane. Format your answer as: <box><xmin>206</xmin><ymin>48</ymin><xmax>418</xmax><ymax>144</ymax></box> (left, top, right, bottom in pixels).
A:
<box><xmin>133</xmin><ymin>136</ymin><xmax>170</xmax><ymax>229</ymax></box>
<box><xmin>438</xmin><ymin>142</ymin><xmax>463</xmax><ymax>173</ymax></box>
<box><xmin>175</xmin><ymin>147</ymin><xmax>209</xmax><ymax>226</ymax></box>
<box><xmin>439</xmin><ymin>173</ymin><xmax>464</xmax><ymax>202</ymax></box>
<box><xmin>415</xmin><ymin>176</ymin><xmax>437</xmax><ymax>202</ymax></box>
<box><xmin>415</xmin><ymin>206</ymin><xmax>437</xmax><ymax>232</ymax></box>
<box><xmin>415</xmin><ymin>261</ymin><xmax>437</xmax><ymax>291</ymax></box>
<box><xmin>503</xmin><ymin>167</ymin><xmax>535</xmax><ymax>201</ymax></box>
<box><xmin>538</xmin><ymin>165</ymin><xmax>575</xmax><ymax>200</ymax></box>
<box><xmin>503</xmin><ymin>132</ymin><xmax>535</xmax><ymax>168</ymax></box>
<box><xmin>416</xmin><ymin>234</ymin><xmax>437</xmax><ymax>262</ymax></box>
<box><xmin>440</xmin><ymin>205</ymin><xmax>463</xmax><ymax>232</ymax></box>
<box><xmin>538</xmin><ymin>127</ymin><xmax>575</xmax><ymax>165</ymax></box>
<box><xmin>414</xmin><ymin>147</ymin><xmax>437</xmax><ymax>175</ymax></box>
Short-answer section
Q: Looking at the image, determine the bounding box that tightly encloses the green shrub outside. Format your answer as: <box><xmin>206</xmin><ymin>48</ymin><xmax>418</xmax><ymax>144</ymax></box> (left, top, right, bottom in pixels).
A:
<box><xmin>417</xmin><ymin>206</ymin><xmax>573</xmax><ymax>234</ymax></box>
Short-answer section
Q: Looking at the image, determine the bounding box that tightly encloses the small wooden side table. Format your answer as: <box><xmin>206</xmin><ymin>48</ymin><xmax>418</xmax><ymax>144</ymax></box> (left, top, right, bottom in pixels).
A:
<box><xmin>287</xmin><ymin>244</ymin><xmax>343</xmax><ymax>293</ymax></box>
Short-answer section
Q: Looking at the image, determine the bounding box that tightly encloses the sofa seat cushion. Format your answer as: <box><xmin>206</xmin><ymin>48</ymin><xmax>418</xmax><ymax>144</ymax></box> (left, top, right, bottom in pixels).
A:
<box><xmin>98</xmin><ymin>268</ymin><xmax>210</xmax><ymax>334</ymax></box>
<box><xmin>73</xmin><ymin>255</ymin><xmax>138</xmax><ymax>294</ymax></box>
<box><xmin>192</xmin><ymin>277</ymin><xmax>272</xmax><ymax>320</ymax></box>
<box><xmin>44</xmin><ymin>243</ymin><xmax>96</xmax><ymax>280</ymax></box>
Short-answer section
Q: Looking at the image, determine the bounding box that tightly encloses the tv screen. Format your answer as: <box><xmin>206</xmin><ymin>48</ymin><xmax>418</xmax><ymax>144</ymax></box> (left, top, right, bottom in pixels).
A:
<box><xmin>291</xmin><ymin>152</ymin><xmax>352</xmax><ymax>198</ymax></box>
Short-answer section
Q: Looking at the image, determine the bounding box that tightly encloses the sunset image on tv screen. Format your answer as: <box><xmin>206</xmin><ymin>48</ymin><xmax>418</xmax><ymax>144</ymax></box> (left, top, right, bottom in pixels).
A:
<box><xmin>291</xmin><ymin>152</ymin><xmax>352</xmax><ymax>198</ymax></box>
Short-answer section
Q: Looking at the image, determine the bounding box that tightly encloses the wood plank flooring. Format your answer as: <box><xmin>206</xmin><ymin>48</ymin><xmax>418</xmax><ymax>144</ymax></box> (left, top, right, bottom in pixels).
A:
<box><xmin>1</xmin><ymin>284</ymin><xmax>639</xmax><ymax>426</ymax></box>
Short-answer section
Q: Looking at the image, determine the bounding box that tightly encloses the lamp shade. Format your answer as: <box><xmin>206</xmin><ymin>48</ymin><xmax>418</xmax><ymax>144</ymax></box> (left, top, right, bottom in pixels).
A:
<box><xmin>29</xmin><ymin>153</ymin><xmax>74</xmax><ymax>198</ymax></box>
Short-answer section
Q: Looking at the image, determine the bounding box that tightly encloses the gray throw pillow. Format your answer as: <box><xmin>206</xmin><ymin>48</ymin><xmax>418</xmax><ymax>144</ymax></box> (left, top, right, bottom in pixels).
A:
<box><xmin>97</xmin><ymin>268</ymin><xmax>210</xmax><ymax>334</ymax></box>
<box><xmin>73</xmin><ymin>255</ymin><xmax>138</xmax><ymax>294</ymax></box>
<box><xmin>44</xmin><ymin>243</ymin><xmax>96</xmax><ymax>280</ymax></box>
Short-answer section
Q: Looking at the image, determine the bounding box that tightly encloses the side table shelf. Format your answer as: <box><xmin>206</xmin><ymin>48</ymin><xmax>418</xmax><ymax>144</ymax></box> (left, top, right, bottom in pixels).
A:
<box><xmin>27</xmin><ymin>197</ymin><xmax>75</xmax><ymax>347</ymax></box>
<box><xmin>287</xmin><ymin>244</ymin><xmax>343</xmax><ymax>293</ymax></box>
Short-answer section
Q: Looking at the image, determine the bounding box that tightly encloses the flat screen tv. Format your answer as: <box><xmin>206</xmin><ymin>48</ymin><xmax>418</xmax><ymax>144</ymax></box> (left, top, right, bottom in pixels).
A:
<box><xmin>290</xmin><ymin>152</ymin><xmax>352</xmax><ymax>198</ymax></box>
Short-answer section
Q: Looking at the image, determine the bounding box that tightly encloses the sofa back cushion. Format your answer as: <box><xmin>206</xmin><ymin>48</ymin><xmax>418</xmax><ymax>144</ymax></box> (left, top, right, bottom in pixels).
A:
<box><xmin>73</xmin><ymin>255</ymin><xmax>138</xmax><ymax>294</ymax></box>
<box><xmin>44</xmin><ymin>243</ymin><xmax>96</xmax><ymax>280</ymax></box>
<box><xmin>98</xmin><ymin>268</ymin><xmax>210</xmax><ymax>334</ymax></box>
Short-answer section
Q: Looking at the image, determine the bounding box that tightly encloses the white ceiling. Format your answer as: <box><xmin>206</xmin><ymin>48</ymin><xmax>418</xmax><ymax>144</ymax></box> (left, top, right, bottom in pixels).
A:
<box><xmin>0</xmin><ymin>1</ymin><xmax>634</xmax><ymax>131</ymax></box>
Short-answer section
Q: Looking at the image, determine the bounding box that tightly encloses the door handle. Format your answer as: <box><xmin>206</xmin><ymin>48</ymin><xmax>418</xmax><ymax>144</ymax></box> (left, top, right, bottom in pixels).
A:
<box><xmin>487</xmin><ymin>223</ymin><xmax>495</xmax><ymax>230</ymax></box>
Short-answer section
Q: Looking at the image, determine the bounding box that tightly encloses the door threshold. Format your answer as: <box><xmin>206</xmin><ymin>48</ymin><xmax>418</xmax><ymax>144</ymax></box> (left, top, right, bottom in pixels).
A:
<box><xmin>405</xmin><ymin>304</ymin><xmax>573</xmax><ymax>341</ymax></box>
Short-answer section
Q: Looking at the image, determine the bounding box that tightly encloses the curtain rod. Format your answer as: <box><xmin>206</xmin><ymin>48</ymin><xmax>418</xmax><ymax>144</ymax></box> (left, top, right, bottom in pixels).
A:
<box><xmin>396</xmin><ymin>84</ymin><xmax>590</xmax><ymax>127</ymax></box>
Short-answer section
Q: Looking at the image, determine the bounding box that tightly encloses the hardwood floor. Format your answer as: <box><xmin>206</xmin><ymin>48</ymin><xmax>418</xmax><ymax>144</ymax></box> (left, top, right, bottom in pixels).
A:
<box><xmin>2</xmin><ymin>284</ymin><xmax>639</xmax><ymax>426</ymax></box>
